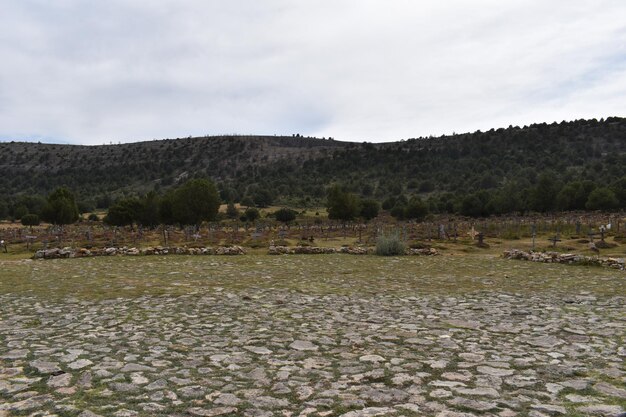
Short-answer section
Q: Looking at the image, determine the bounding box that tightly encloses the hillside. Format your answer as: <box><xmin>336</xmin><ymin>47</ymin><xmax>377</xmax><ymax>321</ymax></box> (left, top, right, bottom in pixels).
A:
<box><xmin>1</xmin><ymin>117</ymin><xmax>625</xmax><ymax>216</ymax></box>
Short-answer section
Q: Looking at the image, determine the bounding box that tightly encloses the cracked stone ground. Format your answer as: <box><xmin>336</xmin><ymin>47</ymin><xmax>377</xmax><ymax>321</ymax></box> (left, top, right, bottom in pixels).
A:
<box><xmin>0</xmin><ymin>255</ymin><xmax>624</xmax><ymax>417</ymax></box>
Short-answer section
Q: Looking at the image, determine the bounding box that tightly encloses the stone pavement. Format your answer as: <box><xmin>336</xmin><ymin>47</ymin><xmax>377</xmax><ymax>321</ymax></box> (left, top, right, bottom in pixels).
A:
<box><xmin>0</xmin><ymin>290</ymin><xmax>624</xmax><ymax>416</ymax></box>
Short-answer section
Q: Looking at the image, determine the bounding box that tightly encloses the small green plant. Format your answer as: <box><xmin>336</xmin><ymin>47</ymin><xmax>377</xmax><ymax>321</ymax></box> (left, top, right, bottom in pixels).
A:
<box><xmin>375</xmin><ymin>232</ymin><xmax>405</xmax><ymax>256</ymax></box>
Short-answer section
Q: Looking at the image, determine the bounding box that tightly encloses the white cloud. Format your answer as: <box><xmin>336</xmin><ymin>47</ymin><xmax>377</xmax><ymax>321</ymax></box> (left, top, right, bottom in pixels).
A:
<box><xmin>0</xmin><ymin>0</ymin><xmax>624</xmax><ymax>144</ymax></box>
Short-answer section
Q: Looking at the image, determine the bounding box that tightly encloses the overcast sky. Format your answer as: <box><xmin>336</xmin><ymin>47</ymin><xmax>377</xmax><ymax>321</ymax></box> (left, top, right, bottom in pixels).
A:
<box><xmin>1</xmin><ymin>1</ymin><xmax>625</xmax><ymax>144</ymax></box>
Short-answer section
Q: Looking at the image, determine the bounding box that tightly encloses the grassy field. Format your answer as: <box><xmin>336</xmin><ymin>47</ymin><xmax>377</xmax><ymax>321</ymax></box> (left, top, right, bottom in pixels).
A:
<box><xmin>1</xmin><ymin>253</ymin><xmax>623</xmax><ymax>301</ymax></box>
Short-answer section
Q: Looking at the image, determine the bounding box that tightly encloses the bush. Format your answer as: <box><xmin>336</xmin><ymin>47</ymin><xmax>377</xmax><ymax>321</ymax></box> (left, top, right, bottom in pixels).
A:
<box><xmin>274</xmin><ymin>208</ymin><xmax>297</xmax><ymax>222</ymax></box>
<box><xmin>375</xmin><ymin>232</ymin><xmax>406</xmax><ymax>256</ymax></box>
<box><xmin>244</xmin><ymin>207</ymin><xmax>260</xmax><ymax>222</ymax></box>
<box><xmin>87</xmin><ymin>213</ymin><xmax>99</xmax><ymax>221</ymax></box>
<box><xmin>21</xmin><ymin>213</ymin><xmax>40</xmax><ymax>227</ymax></box>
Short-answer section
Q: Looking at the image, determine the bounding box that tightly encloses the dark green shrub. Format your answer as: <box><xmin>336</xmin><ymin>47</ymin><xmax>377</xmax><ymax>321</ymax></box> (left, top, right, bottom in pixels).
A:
<box><xmin>274</xmin><ymin>208</ymin><xmax>297</xmax><ymax>222</ymax></box>
<box><xmin>21</xmin><ymin>213</ymin><xmax>40</xmax><ymax>227</ymax></box>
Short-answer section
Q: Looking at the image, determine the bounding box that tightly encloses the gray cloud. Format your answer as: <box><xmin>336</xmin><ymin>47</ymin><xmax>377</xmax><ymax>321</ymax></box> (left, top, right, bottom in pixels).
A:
<box><xmin>0</xmin><ymin>0</ymin><xmax>624</xmax><ymax>144</ymax></box>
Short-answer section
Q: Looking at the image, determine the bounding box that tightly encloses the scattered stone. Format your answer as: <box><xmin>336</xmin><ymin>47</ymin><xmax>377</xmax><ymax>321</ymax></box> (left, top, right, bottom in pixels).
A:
<box><xmin>526</xmin><ymin>336</ymin><xmax>564</xmax><ymax>349</ymax></box>
<box><xmin>120</xmin><ymin>363</ymin><xmax>155</xmax><ymax>372</ymax></box>
<box><xmin>187</xmin><ymin>407</ymin><xmax>238</xmax><ymax>416</ymax></box>
<box><xmin>448</xmin><ymin>397</ymin><xmax>498</xmax><ymax>412</ymax></box>
<box><xmin>289</xmin><ymin>340</ymin><xmax>318</xmax><ymax>351</ymax></box>
<box><xmin>530</xmin><ymin>404</ymin><xmax>567</xmax><ymax>415</ymax></box>
<box><xmin>79</xmin><ymin>411</ymin><xmax>104</xmax><ymax>417</ymax></box>
<box><xmin>576</xmin><ymin>404</ymin><xmax>624</xmax><ymax>416</ymax></box>
<box><xmin>29</xmin><ymin>360</ymin><xmax>61</xmax><ymax>374</ymax></box>
<box><xmin>476</xmin><ymin>366</ymin><xmax>514</xmax><ymax>377</ymax></box>
<box><xmin>593</xmin><ymin>382</ymin><xmax>626</xmax><ymax>398</ymax></box>
<box><xmin>214</xmin><ymin>393</ymin><xmax>242</xmax><ymax>406</ymax></box>
<box><xmin>244</xmin><ymin>346</ymin><xmax>273</xmax><ymax>355</ymax></box>
<box><xmin>338</xmin><ymin>407</ymin><xmax>397</xmax><ymax>417</ymax></box>
<box><xmin>48</xmin><ymin>373</ymin><xmax>71</xmax><ymax>388</ymax></box>
<box><xmin>68</xmin><ymin>359</ymin><xmax>93</xmax><ymax>370</ymax></box>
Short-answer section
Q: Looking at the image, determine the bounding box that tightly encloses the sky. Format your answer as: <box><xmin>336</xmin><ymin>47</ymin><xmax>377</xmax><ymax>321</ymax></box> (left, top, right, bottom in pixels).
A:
<box><xmin>0</xmin><ymin>1</ymin><xmax>625</xmax><ymax>145</ymax></box>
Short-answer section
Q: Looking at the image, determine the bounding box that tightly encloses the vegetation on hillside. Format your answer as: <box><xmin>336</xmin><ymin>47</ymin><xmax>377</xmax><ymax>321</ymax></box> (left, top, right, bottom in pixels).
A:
<box><xmin>0</xmin><ymin>117</ymin><xmax>624</xmax><ymax>222</ymax></box>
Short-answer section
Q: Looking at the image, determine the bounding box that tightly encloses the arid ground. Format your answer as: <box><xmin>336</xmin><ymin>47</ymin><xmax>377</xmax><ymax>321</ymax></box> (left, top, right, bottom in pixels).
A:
<box><xmin>1</xmin><ymin>255</ymin><xmax>624</xmax><ymax>417</ymax></box>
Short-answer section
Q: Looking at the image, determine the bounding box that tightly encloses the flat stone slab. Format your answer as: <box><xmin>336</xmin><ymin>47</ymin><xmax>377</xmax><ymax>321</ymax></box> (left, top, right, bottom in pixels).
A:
<box><xmin>476</xmin><ymin>366</ymin><xmax>514</xmax><ymax>377</ymax></box>
<box><xmin>359</xmin><ymin>354</ymin><xmax>385</xmax><ymax>363</ymax></box>
<box><xmin>244</xmin><ymin>346</ymin><xmax>273</xmax><ymax>355</ymax></box>
<box><xmin>68</xmin><ymin>359</ymin><xmax>93</xmax><ymax>370</ymax></box>
<box><xmin>339</xmin><ymin>407</ymin><xmax>397</xmax><ymax>417</ymax></box>
<box><xmin>289</xmin><ymin>340</ymin><xmax>318</xmax><ymax>351</ymax></box>
<box><xmin>0</xmin><ymin>271</ymin><xmax>623</xmax><ymax>416</ymax></box>
<box><xmin>29</xmin><ymin>360</ymin><xmax>61</xmax><ymax>374</ymax></box>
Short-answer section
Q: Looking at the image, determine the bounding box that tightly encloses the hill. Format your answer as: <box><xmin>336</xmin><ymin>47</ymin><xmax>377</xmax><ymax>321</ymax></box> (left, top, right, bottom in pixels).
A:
<box><xmin>1</xmin><ymin>117</ymin><xmax>625</xmax><ymax>217</ymax></box>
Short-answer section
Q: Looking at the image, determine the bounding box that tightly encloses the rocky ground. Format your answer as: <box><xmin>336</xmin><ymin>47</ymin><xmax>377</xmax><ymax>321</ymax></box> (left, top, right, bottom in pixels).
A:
<box><xmin>0</xmin><ymin>256</ymin><xmax>624</xmax><ymax>417</ymax></box>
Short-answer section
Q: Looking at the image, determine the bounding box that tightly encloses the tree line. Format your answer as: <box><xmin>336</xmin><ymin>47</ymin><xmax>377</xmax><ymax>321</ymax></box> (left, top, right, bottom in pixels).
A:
<box><xmin>4</xmin><ymin>174</ymin><xmax>622</xmax><ymax>229</ymax></box>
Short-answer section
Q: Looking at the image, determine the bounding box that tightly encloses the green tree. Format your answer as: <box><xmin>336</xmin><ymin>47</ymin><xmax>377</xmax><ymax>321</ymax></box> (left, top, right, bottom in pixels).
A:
<box><xmin>240</xmin><ymin>196</ymin><xmax>254</xmax><ymax>207</ymax></box>
<box><xmin>611</xmin><ymin>177</ymin><xmax>626</xmax><ymax>208</ymax></box>
<box><xmin>226</xmin><ymin>202</ymin><xmax>240</xmax><ymax>219</ymax></box>
<box><xmin>529</xmin><ymin>173</ymin><xmax>559</xmax><ymax>212</ymax></box>
<box><xmin>585</xmin><ymin>187</ymin><xmax>618</xmax><ymax>210</ymax></box>
<box><xmin>274</xmin><ymin>208</ymin><xmax>297</xmax><ymax>223</ymax></box>
<box><xmin>17</xmin><ymin>195</ymin><xmax>46</xmax><ymax>216</ymax></box>
<box><xmin>172</xmin><ymin>178</ymin><xmax>221</xmax><ymax>225</ymax></box>
<box><xmin>0</xmin><ymin>201</ymin><xmax>8</xmax><ymax>220</ymax></box>
<box><xmin>21</xmin><ymin>213</ymin><xmax>40</xmax><ymax>227</ymax></box>
<box><xmin>252</xmin><ymin>189</ymin><xmax>273</xmax><ymax>208</ymax></box>
<box><xmin>460</xmin><ymin>190</ymin><xmax>492</xmax><ymax>217</ymax></box>
<box><xmin>159</xmin><ymin>191</ymin><xmax>176</xmax><ymax>225</ymax></box>
<box><xmin>13</xmin><ymin>204</ymin><xmax>29</xmax><ymax>220</ymax></box>
<box><xmin>360</xmin><ymin>199</ymin><xmax>380</xmax><ymax>221</ymax></box>
<box><xmin>244</xmin><ymin>207</ymin><xmax>260</xmax><ymax>222</ymax></box>
<box><xmin>41</xmin><ymin>187</ymin><xmax>79</xmax><ymax>225</ymax></box>
<box><xmin>138</xmin><ymin>191</ymin><xmax>160</xmax><ymax>227</ymax></box>
<box><xmin>556</xmin><ymin>181</ymin><xmax>596</xmax><ymax>211</ymax></box>
<box><xmin>326</xmin><ymin>185</ymin><xmax>361</xmax><ymax>221</ymax></box>
<box><xmin>390</xmin><ymin>203</ymin><xmax>406</xmax><ymax>220</ymax></box>
<box><xmin>403</xmin><ymin>196</ymin><xmax>429</xmax><ymax>221</ymax></box>
<box><xmin>104</xmin><ymin>198</ymin><xmax>142</xmax><ymax>227</ymax></box>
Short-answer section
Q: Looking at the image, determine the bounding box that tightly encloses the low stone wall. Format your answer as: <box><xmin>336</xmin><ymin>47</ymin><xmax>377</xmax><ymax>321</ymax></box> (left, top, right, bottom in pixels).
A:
<box><xmin>268</xmin><ymin>245</ymin><xmax>439</xmax><ymax>256</ymax></box>
<box><xmin>503</xmin><ymin>249</ymin><xmax>625</xmax><ymax>270</ymax></box>
<box><xmin>407</xmin><ymin>248</ymin><xmax>440</xmax><ymax>256</ymax></box>
<box><xmin>268</xmin><ymin>245</ymin><xmax>364</xmax><ymax>255</ymax></box>
<box><xmin>33</xmin><ymin>246</ymin><xmax>246</xmax><ymax>259</ymax></box>
<box><xmin>33</xmin><ymin>245</ymin><xmax>441</xmax><ymax>259</ymax></box>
